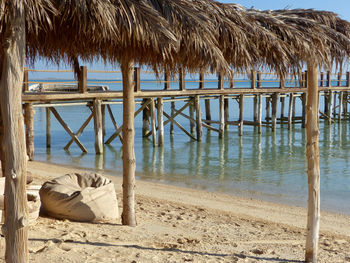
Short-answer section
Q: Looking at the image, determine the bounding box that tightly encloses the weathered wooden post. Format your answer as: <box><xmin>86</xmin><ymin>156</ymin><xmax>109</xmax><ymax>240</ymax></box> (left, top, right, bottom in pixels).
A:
<box><xmin>229</xmin><ymin>70</ymin><xmax>234</xmax><ymax>89</ymax></box>
<box><xmin>329</xmin><ymin>90</ymin><xmax>334</xmax><ymax>123</ymax></box>
<box><xmin>134</xmin><ymin>67</ymin><xmax>140</xmax><ymax>92</ymax></box>
<box><xmin>219</xmin><ymin>95</ymin><xmax>225</xmax><ymax>138</ymax></box>
<box><xmin>0</xmin><ymin>6</ymin><xmax>29</xmax><ymax>261</ymax></box>
<box><xmin>150</xmin><ymin>98</ymin><xmax>157</xmax><ymax>147</ymax></box>
<box><xmin>157</xmin><ymin>97</ymin><xmax>164</xmax><ymax>146</ymax></box>
<box><xmin>179</xmin><ymin>68</ymin><xmax>185</xmax><ymax>91</ymax></box>
<box><xmin>305</xmin><ymin>61</ymin><xmax>320</xmax><ymax>263</ymax></box>
<box><xmin>271</xmin><ymin>93</ymin><xmax>278</xmax><ymax>131</ymax></box>
<box><xmin>288</xmin><ymin>93</ymin><xmax>294</xmax><ymax>130</ymax></box>
<box><xmin>338</xmin><ymin>92</ymin><xmax>343</xmax><ymax>122</ymax></box>
<box><xmin>195</xmin><ymin>95</ymin><xmax>202</xmax><ymax>141</ymax></box>
<box><xmin>218</xmin><ymin>72</ymin><xmax>228</xmax><ymax>129</ymax></box>
<box><xmin>200</xmin><ymin>72</ymin><xmax>211</xmax><ymax>123</ymax></box>
<box><xmin>121</xmin><ymin>60</ymin><xmax>137</xmax><ymax>226</ymax></box>
<box><xmin>24</xmin><ymin>103</ymin><xmax>35</xmax><ymax>160</ymax></box>
<box><xmin>142</xmin><ymin>99</ymin><xmax>150</xmax><ymax>137</ymax></box>
<box><xmin>46</xmin><ymin>107</ymin><xmax>51</xmax><ymax>149</ymax></box>
<box><xmin>337</xmin><ymin>72</ymin><xmax>342</xmax><ymax>87</ymax></box>
<box><xmin>302</xmin><ymin>93</ymin><xmax>307</xmax><ymax>128</ymax></box>
<box><xmin>252</xmin><ymin>70</ymin><xmax>257</xmax><ymax>89</ymax></box>
<box><xmin>189</xmin><ymin>97</ymin><xmax>195</xmax><ymax>136</ymax></box>
<box><xmin>78</xmin><ymin>65</ymin><xmax>87</xmax><ymax>93</ymax></box>
<box><xmin>258</xmin><ymin>94</ymin><xmax>263</xmax><ymax>134</ymax></box>
<box><xmin>347</xmin><ymin>72</ymin><xmax>350</xmax><ymax>87</ymax></box>
<box><xmin>164</xmin><ymin>71</ymin><xmax>175</xmax><ymax>135</ymax></box>
<box><xmin>239</xmin><ymin>94</ymin><xmax>244</xmax><ymax>136</ymax></box>
<box><xmin>265</xmin><ymin>96</ymin><xmax>270</xmax><ymax>123</ymax></box>
<box><xmin>93</xmin><ymin>99</ymin><xmax>104</xmax><ymax>154</ymax></box>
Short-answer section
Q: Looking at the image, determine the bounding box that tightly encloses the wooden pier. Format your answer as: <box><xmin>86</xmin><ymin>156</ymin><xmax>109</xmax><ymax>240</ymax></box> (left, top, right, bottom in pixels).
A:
<box><xmin>22</xmin><ymin>67</ymin><xmax>350</xmax><ymax>157</ymax></box>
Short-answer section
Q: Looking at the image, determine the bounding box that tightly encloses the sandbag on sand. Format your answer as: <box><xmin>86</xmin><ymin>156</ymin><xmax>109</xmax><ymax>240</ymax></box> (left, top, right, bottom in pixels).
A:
<box><xmin>39</xmin><ymin>173</ymin><xmax>119</xmax><ymax>222</ymax></box>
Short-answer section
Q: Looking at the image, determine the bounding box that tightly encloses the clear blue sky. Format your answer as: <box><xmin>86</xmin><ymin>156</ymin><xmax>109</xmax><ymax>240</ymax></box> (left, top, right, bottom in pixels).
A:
<box><xmin>219</xmin><ymin>0</ymin><xmax>350</xmax><ymax>20</ymax></box>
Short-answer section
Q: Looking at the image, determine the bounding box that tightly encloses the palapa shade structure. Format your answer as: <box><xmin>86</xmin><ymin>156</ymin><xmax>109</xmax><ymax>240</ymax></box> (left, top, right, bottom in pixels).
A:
<box><xmin>1</xmin><ymin>0</ymin><xmax>350</xmax><ymax>262</ymax></box>
<box><xmin>0</xmin><ymin>0</ymin><xmax>233</xmax><ymax>261</ymax></box>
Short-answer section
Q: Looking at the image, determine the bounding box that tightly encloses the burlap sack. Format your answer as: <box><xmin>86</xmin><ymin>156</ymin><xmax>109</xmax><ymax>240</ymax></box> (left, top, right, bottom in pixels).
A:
<box><xmin>39</xmin><ymin>173</ymin><xmax>119</xmax><ymax>222</ymax></box>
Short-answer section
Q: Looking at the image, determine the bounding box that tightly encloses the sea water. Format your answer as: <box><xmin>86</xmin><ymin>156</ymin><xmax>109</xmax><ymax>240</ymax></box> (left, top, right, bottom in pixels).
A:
<box><xmin>29</xmin><ymin>69</ymin><xmax>350</xmax><ymax>215</ymax></box>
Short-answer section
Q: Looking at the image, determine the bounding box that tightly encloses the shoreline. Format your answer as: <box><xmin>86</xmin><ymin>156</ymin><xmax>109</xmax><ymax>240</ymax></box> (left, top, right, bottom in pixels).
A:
<box><xmin>28</xmin><ymin>160</ymin><xmax>350</xmax><ymax>237</ymax></box>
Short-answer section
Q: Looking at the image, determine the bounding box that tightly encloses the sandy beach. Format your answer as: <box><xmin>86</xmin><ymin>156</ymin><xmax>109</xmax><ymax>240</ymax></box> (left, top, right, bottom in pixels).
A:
<box><xmin>0</xmin><ymin>161</ymin><xmax>349</xmax><ymax>262</ymax></box>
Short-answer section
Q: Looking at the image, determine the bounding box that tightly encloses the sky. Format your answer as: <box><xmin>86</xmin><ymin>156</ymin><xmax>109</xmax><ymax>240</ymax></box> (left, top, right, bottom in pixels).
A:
<box><xmin>220</xmin><ymin>0</ymin><xmax>350</xmax><ymax>20</ymax></box>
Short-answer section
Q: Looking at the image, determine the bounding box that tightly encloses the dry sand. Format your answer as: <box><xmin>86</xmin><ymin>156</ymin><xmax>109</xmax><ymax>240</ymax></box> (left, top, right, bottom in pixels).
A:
<box><xmin>1</xmin><ymin>161</ymin><xmax>350</xmax><ymax>262</ymax></box>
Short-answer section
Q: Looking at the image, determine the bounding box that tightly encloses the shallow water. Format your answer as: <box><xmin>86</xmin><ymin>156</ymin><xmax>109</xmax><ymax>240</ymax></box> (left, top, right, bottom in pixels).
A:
<box><xmin>32</xmin><ymin>95</ymin><xmax>350</xmax><ymax>215</ymax></box>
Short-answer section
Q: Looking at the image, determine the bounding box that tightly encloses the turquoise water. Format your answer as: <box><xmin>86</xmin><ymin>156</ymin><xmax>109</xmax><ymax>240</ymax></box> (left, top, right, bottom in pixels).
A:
<box><xmin>31</xmin><ymin>92</ymin><xmax>350</xmax><ymax>215</ymax></box>
<box><xmin>28</xmin><ymin>68</ymin><xmax>350</xmax><ymax>215</ymax></box>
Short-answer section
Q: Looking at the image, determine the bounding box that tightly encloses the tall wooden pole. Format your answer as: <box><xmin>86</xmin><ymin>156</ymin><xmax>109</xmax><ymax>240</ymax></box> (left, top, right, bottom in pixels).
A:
<box><xmin>121</xmin><ymin>60</ymin><xmax>137</xmax><ymax>226</ymax></box>
<box><xmin>24</xmin><ymin>103</ymin><xmax>35</xmax><ymax>160</ymax></box>
<box><xmin>0</xmin><ymin>5</ymin><xmax>29</xmax><ymax>262</ymax></box>
<box><xmin>93</xmin><ymin>99</ymin><xmax>104</xmax><ymax>154</ymax></box>
<box><xmin>305</xmin><ymin>61</ymin><xmax>320</xmax><ymax>263</ymax></box>
<box><xmin>157</xmin><ymin>98</ymin><xmax>164</xmax><ymax>146</ymax></box>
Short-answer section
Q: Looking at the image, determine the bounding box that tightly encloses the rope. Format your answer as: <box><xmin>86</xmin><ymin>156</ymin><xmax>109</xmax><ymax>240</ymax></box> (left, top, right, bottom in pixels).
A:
<box><xmin>27</xmin><ymin>69</ymin><xmax>73</xmax><ymax>73</ymax></box>
<box><xmin>87</xmin><ymin>70</ymin><xmax>121</xmax><ymax>73</ymax></box>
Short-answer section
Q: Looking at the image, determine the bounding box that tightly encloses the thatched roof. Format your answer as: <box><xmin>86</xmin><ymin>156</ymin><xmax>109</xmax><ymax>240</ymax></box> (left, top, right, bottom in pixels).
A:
<box><xmin>2</xmin><ymin>1</ymin><xmax>350</xmax><ymax>76</ymax></box>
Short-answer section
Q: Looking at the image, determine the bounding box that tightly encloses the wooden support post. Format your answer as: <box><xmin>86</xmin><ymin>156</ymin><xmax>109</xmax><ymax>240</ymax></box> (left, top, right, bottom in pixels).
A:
<box><xmin>333</xmin><ymin>92</ymin><xmax>337</xmax><ymax>119</ymax></box>
<box><xmin>271</xmin><ymin>93</ymin><xmax>278</xmax><ymax>131</ymax></box>
<box><xmin>253</xmin><ymin>70</ymin><xmax>258</xmax><ymax>89</ymax></box>
<box><xmin>170</xmin><ymin>100</ymin><xmax>175</xmax><ymax>134</ymax></box>
<box><xmin>279</xmin><ymin>74</ymin><xmax>285</xmax><ymax>89</ymax></box>
<box><xmin>205</xmin><ymin>99</ymin><xmax>211</xmax><ymax>122</ymax></box>
<box><xmin>142</xmin><ymin>99</ymin><xmax>150</xmax><ymax>137</ymax></box>
<box><xmin>121</xmin><ymin>60</ymin><xmax>137</xmax><ymax>226</ymax></box>
<box><xmin>255</xmin><ymin>71</ymin><xmax>260</xmax><ymax>89</ymax></box>
<box><xmin>253</xmin><ymin>95</ymin><xmax>258</xmax><ymax>122</ymax></box>
<box><xmin>218</xmin><ymin>72</ymin><xmax>224</xmax><ymax>90</ymax></box>
<box><xmin>280</xmin><ymin>96</ymin><xmax>285</xmax><ymax>120</ymax></box>
<box><xmin>93</xmin><ymin>99</ymin><xmax>104</xmax><ymax>154</ymax></box>
<box><xmin>189</xmin><ymin>97</ymin><xmax>195</xmax><ymax>136</ymax></box>
<box><xmin>327</xmin><ymin>71</ymin><xmax>331</xmax><ymax>87</ymax></box>
<box><xmin>320</xmin><ymin>72</ymin><xmax>324</xmax><ymax>87</ymax></box>
<box><xmin>302</xmin><ymin>93</ymin><xmax>307</xmax><ymax>128</ymax></box>
<box><xmin>23</xmin><ymin>67</ymin><xmax>29</xmax><ymax>92</ymax></box>
<box><xmin>324</xmin><ymin>91</ymin><xmax>329</xmax><ymax>116</ymax></box>
<box><xmin>157</xmin><ymin>98</ymin><xmax>164</xmax><ymax>146</ymax></box>
<box><xmin>133</xmin><ymin>67</ymin><xmax>140</xmax><ymax>92</ymax></box>
<box><xmin>239</xmin><ymin>94</ymin><xmax>244</xmax><ymax>136</ymax></box>
<box><xmin>337</xmin><ymin>72</ymin><xmax>342</xmax><ymax>87</ymax></box>
<box><xmin>339</xmin><ymin>92</ymin><xmax>343</xmax><ymax>122</ymax></box>
<box><xmin>219</xmin><ymin>95</ymin><xmax>225</xmax><ymax>138</ymax></box>
<box><xmin>199</xmin><ymin>71</ymin><xmax>204</xmax><ymax>89</ymax></box>
<box><xmin>46</xmin><ymin>107</ymin><xmax>51</xmax><ymax>149</ymax></box>
<box><xmin>24</xmin><ymin>103</ymin><xmax>35</xmax><ymax>160</ymax></box>
<box><xmin>0</xmin><ymin>9</ymin><xmax>28</xmax><ymax>261</ymax></box>
<box><xmin>179</xmin><ymin>68</ymin><xmax>185</xmax><ymax>91</ymax></box>
<box><xmin>258</xmin><ymin>94</ymin><xmax>263</xmax><ymax>134</ymax></box>
<box><xmin>195</xmin><ymin>95</ymin><xmax>202</xmax><ymax>141</ymax></box>
<box><xmin>78</xmin><ymin>66</ymin><xmax>87</xmax><ymax>93</ymax></box>
<box><xmin>229</xmin><ymin>70</ymin><xmax>234</xmax><ymax>88</ymax></box>
<box><xmin>288</xmin><ymin>93</ymin><xmax>294</xmax><ymax>130</ymax></box>
<box><xmin>305</xmin><ymin>61</ymin><xmax>320</xmax><ymax>263</ymax></box>
<box><xmin>150</xmin><ymin>98</ymin><xmax>157</xmax><ymax>147</ymax></box>
<box><xmin>265</xmin><ymin>96</ymin><xmax>270</xmax><ymax>123</ymax></box>
<box><xmin>329</xmin><ymin>90</ymin><xmax>334</xmax><ymax>124</ymax></box>
<box><xmin>164</xmin><ymin>71</ymin><xmax>170</xmax><ymax>90</ymax></box>
<box><xmin>102</xmin><ymin>104</ymin><xmax>106</xmax><ymax>142</ymax></box>
<box><xmin>224</xmin><ymin>98</ymin><xmax>229</xmax><ymax>130</ymax></box>
<box><xmin>347</xmin><ymin>72</ymin><xmax>350</xmax><ymax>87</ymax></box>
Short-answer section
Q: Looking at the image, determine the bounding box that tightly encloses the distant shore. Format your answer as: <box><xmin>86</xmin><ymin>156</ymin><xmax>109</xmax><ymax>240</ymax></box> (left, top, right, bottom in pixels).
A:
<box><xmin>3</xmin><ymin>160</ymin><xmax>347</xmax><ymax>262</ymax></box>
